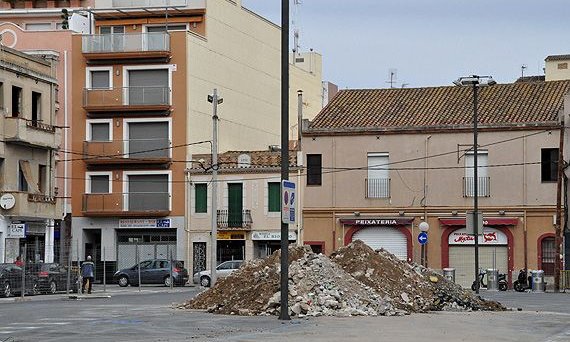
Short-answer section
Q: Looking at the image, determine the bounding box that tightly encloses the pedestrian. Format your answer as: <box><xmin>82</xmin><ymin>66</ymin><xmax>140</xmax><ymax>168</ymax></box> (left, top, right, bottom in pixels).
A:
<box><xmin>81</xmin><ymin>255</ymin><xmax>95</xmax><ymax>294</ymax></box>
<box><xmin>14</xmin><ymin>256</ymin><xmax>24</xmax><ymax>267</ymax></box>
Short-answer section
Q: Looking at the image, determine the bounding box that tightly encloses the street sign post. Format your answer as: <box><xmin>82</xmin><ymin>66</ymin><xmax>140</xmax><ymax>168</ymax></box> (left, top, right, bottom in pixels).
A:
<box><xmin>281</xmin><ymin>180</ymin><xmax>296</xmax><ymax>224</ymax></box>
<box><xmin>418</xmin><ymin>232</ymin><xmax>428</xmax><ymax>245</ymax></box>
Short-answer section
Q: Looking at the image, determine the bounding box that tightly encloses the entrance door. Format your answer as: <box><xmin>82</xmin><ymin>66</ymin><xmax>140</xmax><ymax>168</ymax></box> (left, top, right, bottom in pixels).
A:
<box><xmin>228</xmin><ymin>184</ymin><xmax>243</xmax><ymax>227</ymax></box>
<box><xmin>352</xmin><ymin>227</ymin><xmax>407</xmax><ymax>260</ymax></box>
<box><xmin>192</xmin><ymin>242</ymin><xmax>206</xmax><ymax>274</ymax></box>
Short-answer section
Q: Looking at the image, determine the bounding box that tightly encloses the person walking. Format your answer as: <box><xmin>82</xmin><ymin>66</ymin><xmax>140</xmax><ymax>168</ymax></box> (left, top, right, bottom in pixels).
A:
<box><xmin>81</xmin><ymin>256</ymin><xmax>95</xmax><ymax>294</ymax></box>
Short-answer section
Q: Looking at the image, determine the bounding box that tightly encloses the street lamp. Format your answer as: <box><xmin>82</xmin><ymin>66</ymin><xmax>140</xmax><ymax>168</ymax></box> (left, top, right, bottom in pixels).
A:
<box><xmin>453</xmin><ymin>75</ymin><xmax>496</xmax><ymax>294</ymax></box>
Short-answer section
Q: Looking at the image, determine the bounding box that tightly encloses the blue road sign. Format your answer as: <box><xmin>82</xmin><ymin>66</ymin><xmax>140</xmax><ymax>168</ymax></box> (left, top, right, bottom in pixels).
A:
<box><xmin>282</xmin><ymin>180</ymin><xmax>296</xmax><ymax>224</ymax></box>
<box><xmin>418</xmin><ymin>232</ymin><xmax>428</xmax><ymax>245</ymax></box>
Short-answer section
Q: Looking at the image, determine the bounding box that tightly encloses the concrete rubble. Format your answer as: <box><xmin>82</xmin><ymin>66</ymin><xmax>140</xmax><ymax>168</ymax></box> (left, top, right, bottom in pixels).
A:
<box><xmin>180</xmin><ymin>240</ymin><xmax>504</xmax><ymax>317</ymax></box>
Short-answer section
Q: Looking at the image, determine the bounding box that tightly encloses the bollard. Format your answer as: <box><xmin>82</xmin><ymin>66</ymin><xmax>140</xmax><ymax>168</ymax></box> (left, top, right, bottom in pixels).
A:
<box><xmin>443</xmin><ymin>268</ymin><xmax>455</xmax><ymax>283</ymax></box>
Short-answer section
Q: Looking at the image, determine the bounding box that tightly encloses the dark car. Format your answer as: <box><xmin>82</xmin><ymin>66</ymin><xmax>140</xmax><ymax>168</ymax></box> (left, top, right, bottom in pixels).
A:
<box><xmin>113</xmin><ymin>259</ymin><xmax>189</xmax><ymax>287</ymax></box>
<box><xmin>26</xmin><ymin>263</ymin><xmax>78</xmax><ymax>294</ymax></box>
<box><xmin>0</xmin><ymin>263</ymin><xmax>39</xmax><ymax>297</ymax></box>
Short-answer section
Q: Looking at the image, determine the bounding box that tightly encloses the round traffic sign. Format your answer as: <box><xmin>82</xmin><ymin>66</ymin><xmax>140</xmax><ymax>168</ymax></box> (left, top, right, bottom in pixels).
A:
<box><xmin>418</xmin><ymin>232</ymin><xmax>428</xmax><ymax>245</ymax></box>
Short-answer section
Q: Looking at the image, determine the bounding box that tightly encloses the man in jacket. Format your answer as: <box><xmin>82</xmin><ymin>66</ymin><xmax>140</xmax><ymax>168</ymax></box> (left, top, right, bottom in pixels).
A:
<box><xmin>81</xmin><ymin>255</ymin><xmax>95</xmax><ymax>294</ymax></box>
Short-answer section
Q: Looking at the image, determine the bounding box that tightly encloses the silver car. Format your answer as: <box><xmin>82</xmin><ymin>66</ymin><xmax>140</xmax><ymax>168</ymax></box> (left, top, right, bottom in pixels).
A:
<box><xmin>193</xmin><ymin>260</ymin><xmax>243</xmax><ymax>287</ymax></box>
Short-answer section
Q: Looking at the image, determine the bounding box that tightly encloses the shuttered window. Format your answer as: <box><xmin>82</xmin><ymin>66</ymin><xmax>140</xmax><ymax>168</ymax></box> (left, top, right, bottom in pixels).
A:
<box><xmin>541</xmin><ymin>148</ymin><xmax>558</xmax><ymax>182</ymax></box>
<box><xmin>90</xmin><ymin>175</ymin><xmax>110</xmax><ymax>193</ymax></box>
<box><xmin>195</xmin><ymin>183</ymin><xmax>207</xmax><ymax>213</ymax></box>
<box><xmin>90</xmin><ymin>70</ymin><xmax>110</xmax><ymax>89</ymax></box>
<box><xmin>307</xmin><ymin>154</ymin><xmax>322</xmax><ymax>186</ymax></box>
<box><xmin>90</xmin><ymin>123</ymin><xmax>110</xmax><ymax>141</ymax></box>
<box><xmin>268</xmin><ymin>182</ymin><xmax>280</xmax><ymax>212</ymax></box>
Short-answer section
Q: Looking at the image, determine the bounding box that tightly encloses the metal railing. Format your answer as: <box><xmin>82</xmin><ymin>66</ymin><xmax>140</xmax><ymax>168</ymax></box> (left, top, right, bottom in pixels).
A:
<box><xmin>26</xmin><ymin>119</ymin><xmax>56</xmax><ymax>133</ymax></box>
<box><xmin>217</xmin><ymin>209</ymin><xmax>253</xmax><ymax>228</ymax></box>
<box><xmin>365</xmin><ymin>178</ymin><xmax>390</xmax><ymax>198</ymax></box>
<box><xmin>83</xmin><ymin>138</ymin><xmax>171</xmax><ymax>161</ymax></box>
<box><xmin>83</xmin><ymin>86</ymin><xmax>171</xmax><ymax>108</ymax></box>
<box><xmin>82</xmin><ymin>32</ymin><xmax>170</xmax><ymax>54</ymax></box>
<box><xmin>463</xmin><ymin>176</ymin><xmax>491</xmax><ymax>197</ymax></box>
<box><xmin>82</xmin><ymin>192</ymin><xmax>170</xmax><ymax>214</ymax></box>
<box><xmin>112</xmin><ymin>0</ymin><xmax>188</xmax><ymax>7</ymax></box>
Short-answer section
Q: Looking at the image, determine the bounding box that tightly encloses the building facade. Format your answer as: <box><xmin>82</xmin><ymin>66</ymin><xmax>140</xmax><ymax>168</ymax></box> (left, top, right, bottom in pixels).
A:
<box><xmin>0</xmin><ymin>45</ymin><xmax>62</xmax><ymax>263</ymax></box>
<box><xmin>302</xmin><ymin>80</ymin><xmax>570</xmax><ymax>288</ymax></box>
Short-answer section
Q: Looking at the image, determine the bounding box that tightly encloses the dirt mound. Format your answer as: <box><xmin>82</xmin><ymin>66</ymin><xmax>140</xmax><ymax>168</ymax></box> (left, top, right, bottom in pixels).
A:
<box><xmin>180</xmin><ymin>241</ymin><xmax>504</xmax><ymax>317</ymax></box>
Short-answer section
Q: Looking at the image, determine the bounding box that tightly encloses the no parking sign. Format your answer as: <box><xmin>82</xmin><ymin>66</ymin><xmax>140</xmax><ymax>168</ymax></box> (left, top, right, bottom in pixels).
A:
<box><xmin>281</xmin><ymin>180</ymin><xmax>296</xmax><ymax>224</ymax></box>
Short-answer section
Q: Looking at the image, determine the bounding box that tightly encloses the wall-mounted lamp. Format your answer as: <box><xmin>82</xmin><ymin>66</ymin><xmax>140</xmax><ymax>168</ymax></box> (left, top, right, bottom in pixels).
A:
<box><xmin>499</xmin><ymin>210</ymin><xmax>505</xmax><ymax>216</ymax></box>
<box><xmin>398</xmin><ymin>211</ymin><xmax>405</xmax><ymax>216</ymax></box>
<box><xmin>115</xmin><ymin>119</ymin><xmax>120</xmax><ymax>127</ymax></box>
<box><xmin>452</xmin><ymin>211</ymin><xmax>458</xmax><ymax>216</ymax></box>
<box><xmin>115</xmin><ymin>68</ymin><xmax>120</xmax><ymax>76</ymax></box>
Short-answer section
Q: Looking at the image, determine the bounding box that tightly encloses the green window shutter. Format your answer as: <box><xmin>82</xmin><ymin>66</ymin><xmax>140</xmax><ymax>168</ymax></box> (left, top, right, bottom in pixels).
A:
<box><xmin>268</xmin><ymin>182</ymin><xmax>280</xmax><ymax>212</ymax></box>
<box><xmin>195</xmin><ymin>183</ymin><xmax>207</xmax><ymax>213</ymax></box>
<box><xmin>228</xmin><ymin>183</ymin><xmax>243</xmax><ymax>226</ymax></box>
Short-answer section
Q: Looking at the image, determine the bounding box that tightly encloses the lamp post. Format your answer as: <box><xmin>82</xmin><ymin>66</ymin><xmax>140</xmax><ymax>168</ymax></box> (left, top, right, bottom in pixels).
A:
<box><xmin>453</xmin><ymin>75</ymin><xmax>496</xmax><ymax>294</ymax></box>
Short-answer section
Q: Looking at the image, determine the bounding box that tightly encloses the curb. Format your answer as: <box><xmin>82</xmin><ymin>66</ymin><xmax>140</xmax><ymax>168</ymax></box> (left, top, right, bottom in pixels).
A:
<box><xmin>66</xmin><ymin>294</ymin><xmax>112</xmax><ymax>300</ymax></box>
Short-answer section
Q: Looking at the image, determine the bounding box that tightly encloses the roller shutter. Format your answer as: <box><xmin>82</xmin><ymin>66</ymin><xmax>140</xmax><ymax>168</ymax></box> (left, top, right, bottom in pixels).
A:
<box><xmin>352</xmin><ymin>227</ymin><xmax>407</xmax><ymax>260</ymax></box>
<box><xmin>449</xmin><ymin>246</ymin><xmax>508</xmax><ymax>288</ymax></box>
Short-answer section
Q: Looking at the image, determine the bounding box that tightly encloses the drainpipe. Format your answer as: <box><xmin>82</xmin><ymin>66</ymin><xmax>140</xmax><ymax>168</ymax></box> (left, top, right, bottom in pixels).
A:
<box><xmin>523</xmin><ymin>134</ymin><xmax>528</xmax><ymax>271</ymax></box>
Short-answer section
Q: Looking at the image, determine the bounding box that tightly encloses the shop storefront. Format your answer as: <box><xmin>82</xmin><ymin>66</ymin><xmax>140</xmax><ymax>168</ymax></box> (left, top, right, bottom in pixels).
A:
<box><xmin>440</xmin><ymin>218</ymin><xmax>517</xmax><ymax>288</ymax></box>
<box><xmin>252</xmin><ymin>231</ymin><xmax>297</xmax><ymax>259</ymax></box>
<box><xmin>341</xmin><ymin>217</ymin><xmax>414</xmax><ymax>262</ymax></box>
<box><xmin>2</xmin><ymin>221</ymin><xmax>49</xmax><ymax>263</ymax></box>
<box><xmin>217</xmin><ymin>230</ymin><xmax>246</xmax><ymax>263</ymax></box>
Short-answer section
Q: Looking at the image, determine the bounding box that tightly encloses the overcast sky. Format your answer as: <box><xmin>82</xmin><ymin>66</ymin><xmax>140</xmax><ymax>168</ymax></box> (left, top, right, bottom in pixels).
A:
<box><xmin>242</xmin><ymin>0</ymin><xmax>569</xmax><ymax>89</ymax></box>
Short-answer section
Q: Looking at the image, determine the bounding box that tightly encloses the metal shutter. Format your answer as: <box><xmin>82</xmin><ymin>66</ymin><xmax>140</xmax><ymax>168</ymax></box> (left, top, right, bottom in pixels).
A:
<box><xmin>353</xmin><ymin>227</ymin><xmax>407</xmax><ymax>260</ymax></box>
<box><xmin>449</xmin><ymin>246</ymin><xmax>508</xmax><ymax>288</ymax></box>
<box><xmin>127</xmin><ymin>122</ymin><xmax>169</xmax><ymax>158</ymax></box>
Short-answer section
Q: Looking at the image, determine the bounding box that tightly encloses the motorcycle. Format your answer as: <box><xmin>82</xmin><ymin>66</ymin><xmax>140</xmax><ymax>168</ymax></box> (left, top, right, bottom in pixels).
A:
<box><xmin>513</xmin><ymin>269</ymin><xmax>532</xmax><ymax>292</ymax></box>
<box><xmin>471</xmin><ymin>269</ymin><xmax>508</xmax><ymax>291</ymax></box>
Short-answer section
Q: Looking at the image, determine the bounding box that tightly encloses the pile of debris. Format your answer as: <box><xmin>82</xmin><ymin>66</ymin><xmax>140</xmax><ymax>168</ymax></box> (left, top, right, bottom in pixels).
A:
<box><xmin>181</xmin><ymin>241</ymin><xmax>504</xmax><ymax>317</ymax></box>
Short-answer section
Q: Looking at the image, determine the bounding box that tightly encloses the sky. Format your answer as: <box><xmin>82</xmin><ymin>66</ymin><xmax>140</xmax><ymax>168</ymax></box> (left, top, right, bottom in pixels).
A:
<box><xmin>242</xmin><ymin>0</ymin><xmax>569</xmax><ymax>89</ymax></box>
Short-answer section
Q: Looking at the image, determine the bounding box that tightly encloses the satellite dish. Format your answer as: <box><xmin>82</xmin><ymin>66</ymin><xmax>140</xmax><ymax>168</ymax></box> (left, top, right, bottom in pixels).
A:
<box><xmin>0</xmin><ymin>194</ymin><xmax>16</xmax><ymax>210</ymax></box>
<box><xmin>237</xmin><ymin>154</ymin><xmax>251</xmax><ymax>168</ymax></box>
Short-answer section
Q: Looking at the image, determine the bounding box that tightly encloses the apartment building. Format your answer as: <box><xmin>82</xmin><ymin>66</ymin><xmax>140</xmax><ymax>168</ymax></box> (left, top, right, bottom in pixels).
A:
<box><xmin>0</xmin><ymin>45</ymin><xmax>61</xmax><ymax>263</ymax></box>
<box><xmin>187</xmin><ymin>149</ymin><xmax>300</xmax><ymax>275</ymax></box>
<box><xmin>302</xmin><ymin>80</ymin><xmax>570</xmax><ymax>288</ymax></box>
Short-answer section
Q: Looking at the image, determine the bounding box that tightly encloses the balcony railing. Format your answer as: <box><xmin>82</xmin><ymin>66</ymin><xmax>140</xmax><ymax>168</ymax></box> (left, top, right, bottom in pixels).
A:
<box><xmin>83</xmin><ymin>138</ymin><xmax>171</xmax><ymax>164</ymax></box>
<box><xmin>217</xmin><ymin>209</ymin><xmax>252</xmax><ymax>229</ymax></box>
<box><xmin>112</xmin><ymin>0</ymin><xmax>188</xmax><ymax>7</ymax></box>
<box><xmin>83</xmin><ymin>87</ymin><xmax>171</xmax><ymax>113</ymax></box>
<box><xmin>0</xmin><ymin>192</ymin><xmax>60</xmax><ymax>219</ymax></box>
<box><xmin>82</xmin><ymin>192</ymin><xmax>170</xmax><ymax>217</ymax></box>
<box><xmin>463</xmin><ymin>177</ymin><xmax>491</xmax><ymax>197</ymax></box>
<box><xmin>82</xmin><ymin>32</ymin><xmax>170</xmax><ymax>54</ymax></box>
<box><xmin>365</xmin><ymin>178</ymin><xmax>390</xmax><ymax>198</ymax></box>
<box><xmin>3</xmin><ymin>117</ymin><xmax>60</xmax><ymax>149</ymax></box>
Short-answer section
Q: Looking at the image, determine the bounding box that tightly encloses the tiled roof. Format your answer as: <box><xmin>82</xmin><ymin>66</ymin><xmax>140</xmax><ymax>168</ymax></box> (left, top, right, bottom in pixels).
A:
<box><xmin>189</xmin><ymin>150</ymin><xmax>297</xmax><ymax>173</ymax></box>
<box><xmin>308</xmin><ymin>80</ymin><xmax>570</xmax><ymax>133</ymax></box>
<box><xmin>545</xmin><ymin>54</ymin><xmax>570</xmax><ymax>61</ymax></box>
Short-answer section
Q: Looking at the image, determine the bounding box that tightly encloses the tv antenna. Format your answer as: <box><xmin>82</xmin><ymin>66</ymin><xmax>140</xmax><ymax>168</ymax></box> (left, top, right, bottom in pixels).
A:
<box><xmin>386</xmin><ymin>68</ymin><xmax>398</xmax><ymax>88</ymax></box>
<box><xmin>292</xmin><ymin>0</ymin><xmax>302</xmax><ymax>64</ymax></box>
<box><xmin>521</xmin><ymin>64</ymin><xmax>527</xmax><ymax>79</ymax></box>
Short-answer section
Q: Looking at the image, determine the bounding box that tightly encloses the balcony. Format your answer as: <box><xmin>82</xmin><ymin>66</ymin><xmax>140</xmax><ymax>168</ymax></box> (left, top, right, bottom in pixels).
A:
<box><xmin>83</xmin><ymin>87</ymin><xmax>171</xmax><ymax>115</ymax></box>
<box><xmin>216</xmin><ymin>210</ymin><xmax>252</xmax><ymax>229</ymax></box>
<box><xmin>463</xmin><ymin>177</ymin><xmax>491</xmax><ymax>197</ymax></box>
<box><xmin>365</xmin><ymin>178</ymin><xmax>390</xmax><ymax>198</ymax></box>
<box><xmin>112</xmin><ymin>0</ymin><xmax>189</xmax><ymax>7</ymax></box>
<box><xmin>83</xmin><ymin>138</ymin><xmax>171</xmax><ymax>166</ymax></box>
<box><xmin>82</xmin><ymin>192</ymin><xmax>170</xmax><ymax>217</ymax></box>
<box><xmin>0</xmin><ymin>192</ymin><xmax>60</xmax><ymax>220</ymax></box>
<box><xmin>82</xmin><ymin>33</ymin><xmax>171</xmax><ymax>62</ymax></box>
<box><xmin>3</xmin><ymin>117</ymin><xmax>60</xmax><ymax>149</ymax></box>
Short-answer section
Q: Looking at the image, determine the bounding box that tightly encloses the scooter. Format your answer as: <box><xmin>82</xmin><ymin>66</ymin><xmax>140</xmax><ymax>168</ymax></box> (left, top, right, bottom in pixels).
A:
<box><xmin>471</xmin><ymin>269</ymin><xmax>508</xmax><ymax>291</ymax></box>
<box><xmin>513</xmin><ymin>269</ymin><xmax>532</xmax><ymax>292</ymax></box>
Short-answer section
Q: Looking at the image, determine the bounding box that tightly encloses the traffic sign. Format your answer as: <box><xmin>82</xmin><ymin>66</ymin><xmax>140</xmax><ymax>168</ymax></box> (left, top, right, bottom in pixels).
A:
<box><xmin>418</xmin><ymin>232</ymin><xmax>428</xmax><ymax>245</ymax></box>
<box><xmin>281</xmin><ymin>180</ymin><xmax>296</xmax><ymax>224</ymax></box>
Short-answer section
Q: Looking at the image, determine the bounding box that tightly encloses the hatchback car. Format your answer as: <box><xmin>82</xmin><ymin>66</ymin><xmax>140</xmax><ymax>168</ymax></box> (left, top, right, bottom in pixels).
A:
<box><xmin>113</xmin><ymin>259</ymin><xmax>189</xmax><ymax>287</ymax></box>
<box><xmin>193</xmin><ymin>260</ymin><xmax>243</xmax><ymax>287</ymax></box>
<box><xmin>26</xmin><ymin>263</ymin><xmax>78</xmax><ymax>294</ymax></box>
<box><xmin>0</xmin><ymin>263</ymin><xmax>39</xmax><ymax>297</ymax></box>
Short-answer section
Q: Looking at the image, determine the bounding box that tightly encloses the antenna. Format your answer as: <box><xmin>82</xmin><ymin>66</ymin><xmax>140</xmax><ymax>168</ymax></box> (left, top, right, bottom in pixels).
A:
<box><xmin>292</xmin><ymin>0</ymin><xmax>302</xmax><ymax>64</ymax></box>
<box><xmin>386</xmin><ymin>68</ymin><xmax>398</xmax><ymax>88</ymax></box>
<box><xmin>521</xmin><ymin>64</ymin><xmax>527</xmax><ymax>79</ymax></box>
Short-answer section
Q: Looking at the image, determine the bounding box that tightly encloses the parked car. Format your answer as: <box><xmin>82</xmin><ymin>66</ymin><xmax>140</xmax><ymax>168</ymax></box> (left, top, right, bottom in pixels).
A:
<box><xmin>113</xmin><ymin>259</ymin><xmax>188</xmax><ymax>287</ymax></box>
<box><xmin>0</xmin><ymin>263</ymin><xmax>39</xmax><ymax>297</ymax></box>
<box><xmin>26</xmin><ymin>263</ymin><xmax>78</xmax><ymax>294</ymax></box>
<box><xmin>193</xmin><ymin>260</ymin><xmax>244</xmax><ymax>287</ymax></box>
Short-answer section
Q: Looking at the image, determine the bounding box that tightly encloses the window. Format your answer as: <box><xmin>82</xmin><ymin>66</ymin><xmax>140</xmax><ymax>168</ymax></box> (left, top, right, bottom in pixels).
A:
<box><xmin>307</xmin><ymin>154</ymin><xmax>322</xmax><ymax>186</ymax></box>
<box><xmin>11</xmin><ymin>86</ymin><xmax>22</xmax><ymax>117</ymax></box>
<box><xmin>88</xmin><ymin>69</ymin><xmax>111</xmax><ymax>89</ymax></box>
<box><xmin>540</xmin><ymin>237</ymin><xmax>556</xmax><ymax>276</ymax></box>
<box><xmin>541</xmin><ymin>148</ymin><xmax>559</xmax><ymax>182</ymax></box>
<box><xmin>38</xmin><ymin>165</ymin><xmax>47</xmax><ymax>194</ymax></box>
<box><xmin>557</xmin><ymin>63</ymin><xmax>568</xmax><ymax>70</ymax></box>
<box><xmin>228</xmin><ymin>183</ymin><xmax>243</xmax><ymax>227</ymax></box>
<box><xmin>127</xmin><ymin>174</ymin><xmax>169</xmax><ymax>211</ymax></box>
<box><xmin>99</xmin><ymin>26</ymin><xmax>124</xmax><ymax>34</ymax></box>
<box><xmin>464</xmin><ymin>151</ymin><xmax>489</xmax><ymax>197</ymax></box>
<box><xmin>367</xmin><ymin>153</ymin><xmax>389</xmax><ymax>198</ymax></box>
<box><xmin>126</xmin><ymin>121</ymin><xmax>170</xmax><ymax>158</ymax></box>
<box><xmin>268</xmin><ymin>182</ymin><xmax>280</xmax><ymax>212</ymax></box>
<box><xmin>146</xmin><ymin>25</ymin><xmax>188</xmax><ymax>32</ymax></box>
<box><xmin>25</xmin><ymin>23</ymin><xmax>52</xmax><ymax>31</ymax></box>
<box><xmin>89</xmin><ymin>122</ymin><xmax>111</xmax><ymax>141</ymax></box>
<box><xmin>19</xmin><ymin>167</ymin><xmax>28</xmax><ymax>192</ymax></box>
<box><xmin>32</xmin><ymin>91</ymin><xmax>41</xmax><ymax>123</ymax></box>
<box><xmin>195</xmin><ymin>183</ymin><xmax>207</xmax><ymax>213</ymax></box>
<box><xmin>89</xmin><ymin>174</ymin><xmax>111</xmax><ymax>193</ymax></box>
<box><xmin>127</xmin><ymin>68</ymin><xmax>170</xmax><ymax>105</ymax></box>
<box><xmin>0</xmin><ymin>82</ymin><xmax>4</xmax><ymax>110</ymax></box>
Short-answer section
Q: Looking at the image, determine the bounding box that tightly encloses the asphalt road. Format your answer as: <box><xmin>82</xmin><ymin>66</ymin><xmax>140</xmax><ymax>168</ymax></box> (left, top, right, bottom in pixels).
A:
<box><xmin>0</xmin><ymin>286</ymin><xmax>569</xmax><ymax>342</ymax></box>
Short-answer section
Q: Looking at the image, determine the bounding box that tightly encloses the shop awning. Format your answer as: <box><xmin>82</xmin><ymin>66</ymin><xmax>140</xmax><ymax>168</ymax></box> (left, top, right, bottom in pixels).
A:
<box><xmin>339</xmin><ymin>217</ymin><xmax>414</xmax><ymax>226</ymax></box>
<box><xmin>439</xmin><ymin>218</ymin><xmax>519</xmax><ymax>226</ymax></box>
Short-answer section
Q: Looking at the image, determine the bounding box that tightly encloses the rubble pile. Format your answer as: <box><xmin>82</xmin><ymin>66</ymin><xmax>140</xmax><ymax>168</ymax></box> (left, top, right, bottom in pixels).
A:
<box><xmin>181</xmin><ymin>241</ymin><xmax>504</xmax><ymax>317</ymax></box>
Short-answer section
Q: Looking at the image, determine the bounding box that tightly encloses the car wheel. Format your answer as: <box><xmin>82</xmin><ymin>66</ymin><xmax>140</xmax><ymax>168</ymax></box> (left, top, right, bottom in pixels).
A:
<box><xmin>164</xmin><ymin>276</ymin><xmax>172</xmax><ymax>287</ymax></box>
<box><xmin>49</xmin><ymin>280</ymin><xmax>57</xmax><ymax>294</ymax></box>
<box><xmin>3</xmin><ymin>282</ymin><xmax>11</xmax><ymax>297</ymax></box>
<box><xmin>118</xmin><ymin>275</ymin><xmax>129</xmax><ymax>287</ymax></box>
<box><xmin>200</xmin><ymin>276</ymin><xmax>211</xmax><ymax>287</ymax></box>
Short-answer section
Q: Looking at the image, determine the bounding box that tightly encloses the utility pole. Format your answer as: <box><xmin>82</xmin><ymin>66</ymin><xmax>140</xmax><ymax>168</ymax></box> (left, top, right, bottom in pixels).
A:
<box><xmin>555</xmin><ymin>121</ymin><xmax>564</xmax><ymax>292</ymax></box>
<box><xmin>279</xmin><ymin>0</ymin><xmax>291</xmax><ymax>321</ymax></box>
<box><xmin>472</xmin><ymin>82</ymin><xmax>481</xmax><ymax>295</ymax></box>
<box><xmin>208</xmin><ymin>89</ymin><xmax>222</xmax><ymax>287</ymax></box>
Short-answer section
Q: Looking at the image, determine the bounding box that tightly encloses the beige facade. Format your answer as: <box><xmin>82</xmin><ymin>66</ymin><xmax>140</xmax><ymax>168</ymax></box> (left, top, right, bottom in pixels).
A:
<box><xmin>0</xmin><ymin>46</ymin><xmax>61</xmax><ymax>263</ymax></box>
<box><xmin>545</xmin><ymin>55</ymin><xmax>570</xmax><ymax>82</ymax></box>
